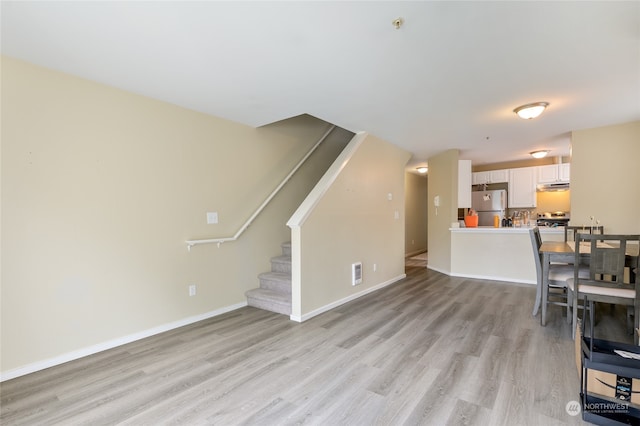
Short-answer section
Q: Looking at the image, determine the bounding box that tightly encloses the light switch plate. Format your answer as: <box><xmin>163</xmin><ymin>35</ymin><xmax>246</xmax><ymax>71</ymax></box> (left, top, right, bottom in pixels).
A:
<box><xmin>207</xmin><ymin>212</ymin><xmax>218</xmax><ymax>224</ymax></box>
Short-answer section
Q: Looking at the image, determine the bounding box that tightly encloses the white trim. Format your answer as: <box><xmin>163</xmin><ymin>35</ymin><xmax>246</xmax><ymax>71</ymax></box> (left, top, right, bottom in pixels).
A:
<box><xmin>0</xmin><ymin>301</ymin><xmax>247</xmax><ymax>382</ymax></box>
<box><xmin>426</xmin><ymin>265</ymin><xmax>450</xmax><ymax>275</ymax></box>
<box><xmin>405</xmin><ymin>249</ymin><xmax>427</xmax><ymax>258</ymax></box>
<box><xmin>428</xmin><ymin>263</ymin><xmax>536</xmax><ymax>285</ymax></box>
<box><xmin>287</xmin><ymin>131</ymin><xmax>367</xmax><ymax>229</ymax></box>
<box><xmin>448</xmin><ymin>272</ymin><xmax>535</xmax><ymax>285</ymax></box>
<box><xmin>289</xmin><ymin>274</ymin><xmax>406</xmax><ymax>322</ymax></box>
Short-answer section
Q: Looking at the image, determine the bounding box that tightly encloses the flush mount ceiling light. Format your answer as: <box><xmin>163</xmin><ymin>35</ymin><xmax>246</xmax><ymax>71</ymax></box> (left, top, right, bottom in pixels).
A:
<box><xmin>514</xmin><ymin>102</ymin><xmax>549</xmax><ymax>119</ymax></box>
<box><xmin>530</xmin><ymin>150</ymin><xmax>550</xmax><ymax>159</ymax></box>
<box><xmin>416</xmin><ymin>166</ymin><xmax>428</xmax><ymax>174</ymax></box>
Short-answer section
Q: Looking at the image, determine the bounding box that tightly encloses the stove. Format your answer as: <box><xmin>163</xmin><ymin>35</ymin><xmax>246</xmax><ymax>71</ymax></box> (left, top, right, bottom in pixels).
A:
<box><xmin>537</xmin><ymin>211</ymin><xmax>570</xmax><ymax>227</ymax></box>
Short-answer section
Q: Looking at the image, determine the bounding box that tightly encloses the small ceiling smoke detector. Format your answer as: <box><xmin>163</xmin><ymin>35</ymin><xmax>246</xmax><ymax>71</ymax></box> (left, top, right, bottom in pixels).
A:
<box><xmin>530</xmin><ymin>150</ymin><xmax>550</xmax><ymax>159</ymax></box>
<box><xmin>392</xmin><ymin>18</ymin><xmax>404</xmax><ymax>29</ymax></box>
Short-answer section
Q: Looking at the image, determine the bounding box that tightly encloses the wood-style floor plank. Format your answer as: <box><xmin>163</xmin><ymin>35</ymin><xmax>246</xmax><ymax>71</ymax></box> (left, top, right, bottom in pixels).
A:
<box><xmin>3</xmin><ymin>260</ymin><xmax>631</xmax><ymax>425</ymax></box>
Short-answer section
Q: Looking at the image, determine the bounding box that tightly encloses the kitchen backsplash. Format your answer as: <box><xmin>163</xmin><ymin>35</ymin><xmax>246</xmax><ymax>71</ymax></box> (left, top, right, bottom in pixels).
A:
<box><xmin>504</xmin><ymin>190</ymin><xmax>570</xmax><ymax>221</ymax></box>
<box><xmin>536</xmin><ymin>190</ymin><xmax>571</xmax><ymax>214</ymax></box>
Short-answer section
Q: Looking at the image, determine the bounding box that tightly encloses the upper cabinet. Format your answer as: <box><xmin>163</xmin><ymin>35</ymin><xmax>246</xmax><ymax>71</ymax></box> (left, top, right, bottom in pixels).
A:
<box><xmin>458</xmin><ymin>160</ymin><xmax>472</xmax><ymax>208</ymax></box>
<box><xmin>537</xmin><ymin>163</ymin><xmax>570</xmax><ymax>184</ymax></box>
<box><xmin>472</xmin><ymin>169</ymin><xmax>509</xmax><ymax>185</ymax></box>
<box><xmin>559</xmin><ymin>163</ymin><xmax>570</xmax><ymax>182</ymax></box>
<box><xmin>508</xmin><ymin>167</ymin><xmax>537</xmax><ymax>208</ymax></box>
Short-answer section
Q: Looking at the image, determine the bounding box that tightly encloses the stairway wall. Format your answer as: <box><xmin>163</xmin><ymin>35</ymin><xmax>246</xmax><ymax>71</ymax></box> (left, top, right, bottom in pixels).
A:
<box><xmin>288</xmin><ymin>133</ymin><xmax>412</xmax><ymax>321</ymax></box>
<box><xmin>1</xmin><ymin>57</ymin><xmax>353</xmax><ymax>377</ymax></box>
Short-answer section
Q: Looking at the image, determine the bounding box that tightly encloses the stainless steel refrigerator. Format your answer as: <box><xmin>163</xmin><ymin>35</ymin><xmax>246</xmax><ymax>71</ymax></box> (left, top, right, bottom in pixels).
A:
<box><xmin>471</xmin><ymin>190</ymin><xmax>506</xmax><ymax>226</ymax></box>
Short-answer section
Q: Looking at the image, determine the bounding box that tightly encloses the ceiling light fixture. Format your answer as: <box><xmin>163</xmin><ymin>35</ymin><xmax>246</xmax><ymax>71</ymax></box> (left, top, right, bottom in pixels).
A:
<box><xmin>530</xmin><ymin>150</ymin><xmax>550</xmax><ymax>159</ymax></box>
<box><xmin>416</xmin><ymin>166</ymin><xmax>428</xmax><ymax>174</ymax></box>
<box><xmin>514</xmin><ymin>102</ymin><xmax>549</xmax><ymax>119</ymax></box>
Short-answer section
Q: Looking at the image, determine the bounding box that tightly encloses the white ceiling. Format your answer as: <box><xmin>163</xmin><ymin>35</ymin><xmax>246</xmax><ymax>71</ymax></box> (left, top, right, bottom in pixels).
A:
<box><xmin>2</xmin><ymin>1</ymin><xmax>639</xmax><ymax>171</ymax></box>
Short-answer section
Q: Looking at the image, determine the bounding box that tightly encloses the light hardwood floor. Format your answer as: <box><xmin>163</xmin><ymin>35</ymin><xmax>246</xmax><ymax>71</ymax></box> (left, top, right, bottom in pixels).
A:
<box><xmin>1</xmin><ymin>260</ymin><xmax>633</xmax><ymax>425</ymax></box>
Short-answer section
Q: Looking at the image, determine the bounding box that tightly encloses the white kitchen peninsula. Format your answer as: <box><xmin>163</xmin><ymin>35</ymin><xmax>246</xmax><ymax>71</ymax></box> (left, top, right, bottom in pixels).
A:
<box><xmin>449</xmin><ymin>226</ymin><xmax>564</xmax><ymax>284</ymax></box>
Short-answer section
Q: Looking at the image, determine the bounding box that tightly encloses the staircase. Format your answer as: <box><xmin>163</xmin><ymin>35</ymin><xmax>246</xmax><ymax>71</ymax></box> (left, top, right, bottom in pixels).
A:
<box><xmin>245</xmin><ymin>242</ymin><xmax>292</xmax><ymax>316</ymax></box>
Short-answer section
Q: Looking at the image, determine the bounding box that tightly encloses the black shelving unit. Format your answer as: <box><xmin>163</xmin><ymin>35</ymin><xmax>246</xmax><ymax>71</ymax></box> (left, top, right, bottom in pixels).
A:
<box><xmin>580</xmin><ymin>337</ymin><xmax>640</xmax><ymax>425</ymax></box>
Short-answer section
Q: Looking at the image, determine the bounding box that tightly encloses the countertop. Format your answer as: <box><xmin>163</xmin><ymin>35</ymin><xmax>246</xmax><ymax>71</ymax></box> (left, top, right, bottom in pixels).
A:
<box><xmin>450</xmin><ymin>226</ymin><xmax>564</xmax><ymax>234</ymax></box>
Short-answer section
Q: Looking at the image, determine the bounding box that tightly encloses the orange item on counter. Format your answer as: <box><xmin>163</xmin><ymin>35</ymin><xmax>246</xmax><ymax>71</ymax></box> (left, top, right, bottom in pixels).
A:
<box><xmin>464</xmin><ymin>215</ymin><xmax>478</xmax><ymax>227</ymax></box>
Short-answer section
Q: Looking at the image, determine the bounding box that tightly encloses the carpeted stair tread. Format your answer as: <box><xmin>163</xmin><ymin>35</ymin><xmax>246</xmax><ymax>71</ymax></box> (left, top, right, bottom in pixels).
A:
<box><xmin>246</xmin><ymin>288</ymin><xmax>292</xmax><ymax>315</ymax></box>
<box><xmin>270</xmin><ymin>255</ymin><xmax>292</xmax><ymax>273</ymax></box>
<box><xmin>258</xmin><ymin>271</ymin><xmax>291</xmax><ymax>294</ymax></box>
<box><xmin>245</xmin><ymin>242</ymin><xmax>292</xmax><ymax>316</ymax></box>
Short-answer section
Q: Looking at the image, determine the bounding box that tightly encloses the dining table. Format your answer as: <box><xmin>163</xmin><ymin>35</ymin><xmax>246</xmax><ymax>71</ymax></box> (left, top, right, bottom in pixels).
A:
<box><xmin>535</xmin><ymin>240</ymin><xmax>639</xmax><ymax>326</ymax></box>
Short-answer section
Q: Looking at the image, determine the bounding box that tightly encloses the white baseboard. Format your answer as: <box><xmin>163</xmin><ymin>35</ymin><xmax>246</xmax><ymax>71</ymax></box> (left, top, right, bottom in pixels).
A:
<box><xmin>426</xmin><ymin>264</ymin><xmax>450</xmax><ymax>275</ymax></box>
<box><xmin>290</xmin><ymin>274</ymin><xmax>406</xmax><ymax>322</ymax></box>
<box><xmin>448</xmin><ymin>272</ymin><xmax>536</xmax><ymax>285</ymax></box>
<box><xmin>405</xmin><ymin>249</ymin><xmax>427</xmax><ymax>258</ymax></box>
<box><xmin>0</xmin><ymin>301</ymin><xmax>247</xmax><ymax>382</ymax></box>
<box><xmin>427</xmin><ymin>264</ymin><xmax>535</xmax><ymax>285</ymax></box>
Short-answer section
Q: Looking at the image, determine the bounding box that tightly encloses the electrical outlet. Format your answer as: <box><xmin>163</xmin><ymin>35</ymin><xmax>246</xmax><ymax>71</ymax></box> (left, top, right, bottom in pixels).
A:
<box><xmin>189</xmin><ymin>284</ymin><xmax>196</xmax><ymax>296</ymax></box>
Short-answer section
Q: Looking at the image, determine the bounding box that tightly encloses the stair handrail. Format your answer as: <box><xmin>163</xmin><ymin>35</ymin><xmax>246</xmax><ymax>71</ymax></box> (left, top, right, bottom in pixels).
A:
<box><xmin>186</xmin><ymin>125</ymin><xmax>336</xmax><ymax>250</ymax></box>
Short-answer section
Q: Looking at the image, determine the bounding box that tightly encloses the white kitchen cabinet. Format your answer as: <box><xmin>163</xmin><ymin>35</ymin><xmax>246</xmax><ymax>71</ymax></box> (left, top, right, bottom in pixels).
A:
<box><xmin>458</xmin><ymin>160</ymin><xmax>472</xmax><ymax>208</ymax></box>
<box><xmin>472</xmin><ymin>171</ymin><xmax>488</xmax><ymax>185</ymax></box>
<box><xmin>537</xmin><ymin>164</ymin><xmax>558</xmax><ymax>183</ymax></box>
<box><xmin>537</xmin><ymin>163</ymin><xmax>570</xmax><ymax>184</ymax></box>
<box><xmin>509</xmin><ymin>167</ymin><xmax>537</xmax><ymax>208</ymax></box>
<box><xmin>559</xmin><ymin>163</ymin><xmax>570</xmax><ymax>182</ymax></box>
<box><xmin>472</xmin><ymin>169</ymin><xmax>509</xmax><ymax>185</ymax></box>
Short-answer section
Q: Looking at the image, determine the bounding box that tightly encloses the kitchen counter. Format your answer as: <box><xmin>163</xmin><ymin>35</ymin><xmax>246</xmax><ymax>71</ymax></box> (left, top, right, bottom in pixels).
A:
<box><xmin>450</xmin><ymin>225</ymin><xmax>565</xmax><ymax>240</ymax></box>
<box><xmin>447</xmin><ymin>226</ymin><xmax>565</xmax><ymax>284</ymax></box>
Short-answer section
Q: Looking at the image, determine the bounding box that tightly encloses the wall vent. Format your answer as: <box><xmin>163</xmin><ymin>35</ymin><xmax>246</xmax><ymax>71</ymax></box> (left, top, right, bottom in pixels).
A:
<box><xmin>352</xmin><ymin>262</ymin><xmax>362</xmax><ymax>286</ymax></box>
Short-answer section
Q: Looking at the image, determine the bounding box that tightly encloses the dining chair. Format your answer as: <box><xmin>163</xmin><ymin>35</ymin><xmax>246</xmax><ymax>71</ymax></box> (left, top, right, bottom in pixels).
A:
<box><xmin>529</xmin><ymin>227</ymin><xmax>589</xmax><ymax>325</ymax></box>
<box><xmin>564</xmin><ymin>225</ymin><xmax>604</xmax><ymax>242</ymax></box>
<box><xmin>566</xmin><ymin>233</ymin><xmax>640</xmax><ymax>344</ymax></box>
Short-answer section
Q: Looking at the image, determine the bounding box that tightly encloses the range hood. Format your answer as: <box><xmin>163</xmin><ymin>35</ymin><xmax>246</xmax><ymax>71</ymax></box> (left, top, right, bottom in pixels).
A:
<box><xmin>537</xmin><ymin>182</ymin><xmax>570</xmax><ymax>192</ymax></box>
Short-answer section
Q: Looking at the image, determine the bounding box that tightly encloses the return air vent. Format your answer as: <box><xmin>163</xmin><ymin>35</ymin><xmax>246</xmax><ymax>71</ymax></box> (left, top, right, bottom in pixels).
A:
<box><xmin>352</xmin><ymin>262</ymin><xmax>362</xmax><ymax>286</ymax></box>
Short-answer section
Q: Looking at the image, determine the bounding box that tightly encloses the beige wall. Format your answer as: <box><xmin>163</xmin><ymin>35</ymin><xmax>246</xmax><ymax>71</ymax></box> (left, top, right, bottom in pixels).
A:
<box><xmin>1</xmin><ymin>57</ymin><xmax>352</xmax><ymax>376</ymax></box>
<box><xmin>291</xmin><ymin>134</ymin><xmax>411</xmax><ymax>318</ymax></box>
<box><xmin>570</xmin><ymin>121</ymin><xmax>640</xmax><ymax>233</ymax></box>
<box><xmin>404</xmin><ymin>172</ymin><xmax>428</xmax><ymax>256</ymax></box>
<box><xmin>426</xmin><ymin>149</ymin><xmax>459</xmax><ymax>274</ymax></box>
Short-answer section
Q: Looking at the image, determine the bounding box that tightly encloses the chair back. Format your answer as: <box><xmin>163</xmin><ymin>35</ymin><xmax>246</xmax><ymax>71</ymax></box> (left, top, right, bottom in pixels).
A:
<box><xmin>564</xmin><ymin>225</ymin><xmax>604</xmax><ymax>242</ymax></box>
<box><xmin>528</xmin><ymin>227</ymin><xmax>543</xmax><ymax>284</ymax></box>
<box><xmin>574</xmin><ymin>233</ymin><xmax>640</xmax><ymax>285</ymax></box>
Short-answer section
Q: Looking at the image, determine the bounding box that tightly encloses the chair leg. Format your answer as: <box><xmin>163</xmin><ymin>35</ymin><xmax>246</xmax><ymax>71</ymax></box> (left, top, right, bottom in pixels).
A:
<box><xmin>589</xmin><ymin>298</ymin><xmax>595</xmax><ymax>340</ymax></box>
<box><xmin>566</xmin><ymin>288</ymin><xmax>572</xmax><ymax>324</ymax></box>
<box><xmin>572</xmin><ymin>290</ymin><xmax>579</xmax><ymax>340</ymax></box>
<box><xmin>635</xmin><ymin>303</ymin><xmax>639</xmax><ymax>346</ymax></box>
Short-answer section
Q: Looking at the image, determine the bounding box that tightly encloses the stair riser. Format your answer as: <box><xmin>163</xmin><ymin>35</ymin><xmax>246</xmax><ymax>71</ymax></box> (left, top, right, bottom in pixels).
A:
<box><xmin>259</xmin><ymin>278</ymin><xmax>291</xmax><ymax>294</ymax></box>
<box><xmin>247</xmin><ymin>297</ymin><xmax>292</xmax><ymax>316</ymax></box>
<box><xmin>245</xmin><ymin>242</ymin><xmax>292</xmax><ymax>316</ymax></box>
<box><xmin>271</xmin><ymin>261</ymin><xmax>291</xmax><ymax>274</ymax></box>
